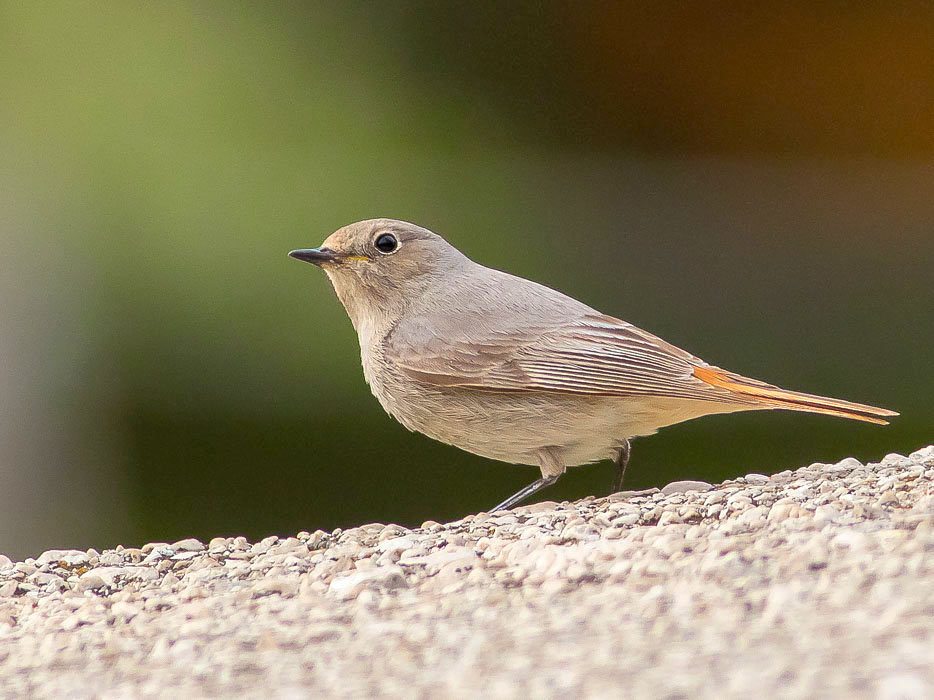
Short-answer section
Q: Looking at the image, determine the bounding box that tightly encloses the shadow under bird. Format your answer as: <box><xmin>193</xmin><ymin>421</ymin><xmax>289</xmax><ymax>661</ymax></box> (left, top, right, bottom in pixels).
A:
<box><xmin>290</xmin><ymin>219</ymin><xmax>898</xmax><ymax>511</ymax></box>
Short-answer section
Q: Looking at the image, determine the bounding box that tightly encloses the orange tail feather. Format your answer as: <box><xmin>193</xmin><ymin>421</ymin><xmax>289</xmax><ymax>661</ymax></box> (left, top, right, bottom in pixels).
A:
<box><xmin>692</xmin><ymin>366</ymin><xmax>899</xmax><ymax>425</ymax></box>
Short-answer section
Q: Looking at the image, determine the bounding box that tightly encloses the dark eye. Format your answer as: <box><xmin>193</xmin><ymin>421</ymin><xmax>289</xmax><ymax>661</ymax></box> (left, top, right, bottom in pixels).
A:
<box><xmin>374</xmin><ymin>233</ymin><xmax>398</xmax><ymax>254</ymax></box>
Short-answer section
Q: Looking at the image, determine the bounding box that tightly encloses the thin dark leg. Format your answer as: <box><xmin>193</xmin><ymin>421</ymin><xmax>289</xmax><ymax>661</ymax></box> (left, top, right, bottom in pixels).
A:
<box><xmin>491</xmin><ymin>474</ymin><xmax>561</xmax><ymax>511</ymax></box>
<box><xmin>611</xmin><ymin>439</ymin><xmax>632</xmax><ymax>494</ymax></box>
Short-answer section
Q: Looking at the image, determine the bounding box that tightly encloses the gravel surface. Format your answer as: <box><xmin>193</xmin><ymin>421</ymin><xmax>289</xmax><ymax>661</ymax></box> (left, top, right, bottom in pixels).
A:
<box><xmin>2</xmin><ymin>446</ymin><xmax>934</xmax><ymax>699</ymax></box>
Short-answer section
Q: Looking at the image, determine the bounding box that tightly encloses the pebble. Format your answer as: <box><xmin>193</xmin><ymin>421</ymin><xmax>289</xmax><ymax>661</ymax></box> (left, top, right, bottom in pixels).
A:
<box><xmin>327</xmin><ymin>567</ymin><xmax>408</xmax><ymax>600</ymax></box>
<box><xmin>0</xmin><ymin>445</ymin><xmax>932</xmax><ymax>698</ymax></box>
<box><xmin>76</xmin><ymin>573</ymin><xmax>107</xmax><ymax>592</ymax></box>
<box><xmin>253</xmin><ymin>577</ymin><xmax>300</xmax><ymax>598</ymax></box>
<box><xmin>378</xmin><ymin>536</ymin><xmax>417</xmax><ymax>555</ymax></box>
<box><xmin>171</xmin><ymin>538</ymin><xmax>205</xmax><ymax>552</ymax></box>
<box><xmin>660</xmin><ymin>480</ymin><xmax>713</xmax><ymax>495</ymax></box>
<box><xmin>35</xmin><ymin>549</ymin><xmax>87</xmax><ymax>567</ymax></box>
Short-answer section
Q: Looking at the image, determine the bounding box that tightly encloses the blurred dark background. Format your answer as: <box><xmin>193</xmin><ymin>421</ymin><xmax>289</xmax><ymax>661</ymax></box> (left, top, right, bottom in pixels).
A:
<box><xmin>1</xmin><ymin>2</ymin><xmax>931</xmax><ymax>559</ymax></box>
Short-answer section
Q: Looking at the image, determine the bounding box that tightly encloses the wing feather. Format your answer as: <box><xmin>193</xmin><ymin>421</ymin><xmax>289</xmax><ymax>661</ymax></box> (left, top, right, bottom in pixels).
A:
<box><xmin>386</xmin><ymin>312</ymin><xmax>750</xmax><ymax>404</ymax></box>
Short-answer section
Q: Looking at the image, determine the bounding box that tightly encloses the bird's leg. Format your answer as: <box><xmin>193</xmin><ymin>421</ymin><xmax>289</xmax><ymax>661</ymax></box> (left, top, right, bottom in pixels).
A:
<box><xmin>611</xmin><ymin>439</ymin><xmax>632</xmax><ymax>494</ymax></box>
<box><xmin>491</xmin><ymin>447</ymin><xmax>565</xmax><ymax>512</ymax></box>
<box><xmin>491</xmin><ymin>474</ymin><xmax>560</xmax><ymax>511</ymax></box>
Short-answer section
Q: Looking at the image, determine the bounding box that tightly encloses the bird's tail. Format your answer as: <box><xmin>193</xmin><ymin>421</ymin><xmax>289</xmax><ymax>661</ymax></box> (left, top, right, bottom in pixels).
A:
<box><xmin>692</xmin><ymin>366</ymin><xmax>899</xmax><ymax>425</ymax></box>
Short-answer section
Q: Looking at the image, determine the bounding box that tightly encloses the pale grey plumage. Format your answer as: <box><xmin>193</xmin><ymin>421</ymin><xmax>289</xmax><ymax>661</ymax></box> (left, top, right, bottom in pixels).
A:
<box><xmin>290</xmin><ymin>218</ymin><xmax>896</xmax><ymax>509</ymax></box>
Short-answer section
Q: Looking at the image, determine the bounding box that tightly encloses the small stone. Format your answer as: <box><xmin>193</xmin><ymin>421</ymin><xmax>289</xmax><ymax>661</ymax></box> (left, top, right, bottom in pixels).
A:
<box><xmin>418</xmin><ymin>548</ymin><xmax>478</xmax><ymax>575</ymax></box>
<box><xmin>272</xmin><ymin>538</ymin><xmax>305</xmax><ymax>555</ymax></box>
<box><xmin>518</xmin><ymin>500</ymin><xmax>559</xmax><ymax>514</ymax></box>
<box><xmin>250</xmin><ymin>541</ymin><xmax>272</xmax><ymax>555</ymax></box>
<box><xmin>36</xmin><ymin>549</ymin><xmax>87</xmax><ymax>567</ymax></box>
<box><xmin>541</xmin><ymin>578</ymin><xmax>572</xmax><ymax>595</ymax></box>
<box><xmin>736</xmin><ymin>506</ymin><xmax>769</xmax><ymax>527</ymax></box>
<box><xmin>208</xmin><ymin>537</ymin><xmax>227</xmax><ymax>552</ymax></box>
<box><xmin>253</xmin><ymin>577</ymin><xmax>300</xmax><ymax>598</ymax></box>
<box><xmin>305</xmin><ymin>530</ymin><xmax>329</xmax><ymax>549</ymax></box>
<box><xmin>814</xmin><ymin>504</ymin><xmax>841</xmax><ymax>522</ymax></box>
<box><xmin>608</xmin><ymin>488</ymin><xmax>659</xmax><ymax>501</ymax></box>
<box><xmin>121</xmin><ymin>549</ymin><xmax>144</xmax><ymax>563</ymax></box>
<box><xmin>878</xmin><ymin>490</ymin><xmax>899</xmax><ymax>507</ymax></box>
<box><xmin>398</xmin><ymin>547</ymin><xmax>428</xmax><ymax>561</ymax></box>
<box><xmin>171</xmin><ymin>538</ymin><xmax>205</xmax><ymax>552</ymax></box>
<box><xmin>378</xmin><ymin>536</ymin><xmax>418</xmax><ymax>555</ymax></box>
<box><xmin>881</xmin><ymin>453</ymin><xmax>907</xmax><ymax>467</ymax></box>
<box><xmin>60</xmin><ymin>552</ymin><xmax>90</xmax><ymax>568</ymax></box>
<box><xmin>171</xmin><ymin>552</ymin><xmax>201</xmax><ymax>561</ymax></box>
<box><xmin>61</xmin><ymin>614</ymin><xmax>83</xmax><ymax>631</ymax></box>
<box><xmin>612</xmin><ymin>513</ymin><xmax>640</xmax><ymax>527</ymax></box>
<box><xmin>836</xmin><ymin>457</ymin><xmax>863</xmax><ymax>470</ymax></box>
<box><xmin>142</xmin><ymin>548</ymin><xmax>175</xmax><ymax>564</ymax></box>
<box><xmin>661</xmin><ymin>480</ymin><xmax>713</xmax><ymax>496</ymax></box>
<box><xmin>768</xmin><ymin>503</ymin><xmax>806</xmax><ymax>521</ymax></box>
<box><xmin>85</xmin><ymin>566</ymin><xmax>158</xmax><ymax>587</ymax></box>
<box><xmin>327</xmin><ymin>567</ymin><xmax>407</xmax><ymax>600</ymax></box>
<box><xmin>111</xmin><ymin>601</ymin><xmax>140</xmax><ymax>622</ymax></box>
<box><xmin>704</xmin><ymin>491</ymin><xmax>728</xmax><ymax>505</ymax></box>
<box><xmin>76</xmin><ymin>573</ymin><xmax>107</xmax><ymax>592</ymax></box>
<box><xmin>29</xmin><ymin>572</ymin><xmax>64</xmax><ymax>588</ymax></box>
<box><xmin>141</xmin><ymin>542</ymin><xmax>170</xmax><ymax>554</ymax></box>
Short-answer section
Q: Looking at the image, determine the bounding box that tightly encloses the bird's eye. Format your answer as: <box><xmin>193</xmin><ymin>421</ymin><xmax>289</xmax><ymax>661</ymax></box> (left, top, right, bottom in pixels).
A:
<box><xmin>374</xmin><ymin>233</ymin><xmax>398</xmax><ymax>254</ymax></box>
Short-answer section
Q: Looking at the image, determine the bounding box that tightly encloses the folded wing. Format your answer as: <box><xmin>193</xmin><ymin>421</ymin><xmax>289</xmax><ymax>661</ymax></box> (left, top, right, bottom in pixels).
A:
<box><xmin>386</xmin><ymin>311</ymin><xmax>898</xmax><ymax>424</ymax></box>
<box><xmin>387</xmin><ymin>312</ymin><xmax>744</xmax><ymax>403</ymax></box>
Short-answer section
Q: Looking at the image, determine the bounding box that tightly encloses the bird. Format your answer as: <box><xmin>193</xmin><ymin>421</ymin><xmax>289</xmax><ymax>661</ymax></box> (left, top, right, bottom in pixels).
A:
<box><xmin>289</xmin><ymin>219</ymin><xmax>897</xmax><ymax>511</ymax></box>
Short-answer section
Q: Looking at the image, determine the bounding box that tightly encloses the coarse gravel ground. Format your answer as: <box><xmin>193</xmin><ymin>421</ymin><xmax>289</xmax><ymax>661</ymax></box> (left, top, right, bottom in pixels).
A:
<box><xmin>2</xmin><ymin>446</ymin><xmax>934</xmax><ymax>699</ymax></box>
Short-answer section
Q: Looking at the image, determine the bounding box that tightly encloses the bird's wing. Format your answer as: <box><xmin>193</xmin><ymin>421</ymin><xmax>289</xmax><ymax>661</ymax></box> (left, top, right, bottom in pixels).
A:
<box><xmin>386</xmin><ymin>309</ymin><xmax>899</xmax><ymax>423</ymax></box>
<box><xmin>385</xmin><ymin>311</ymin><xmax>744</xmax><ymax>403</ymax></box>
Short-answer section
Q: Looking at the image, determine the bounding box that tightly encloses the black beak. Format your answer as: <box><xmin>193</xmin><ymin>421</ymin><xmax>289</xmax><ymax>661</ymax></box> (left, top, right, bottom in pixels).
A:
<box><xmin>289</xmin><ymin>247</ymin><xmax>338</xmax><ymax>265</ymax></box>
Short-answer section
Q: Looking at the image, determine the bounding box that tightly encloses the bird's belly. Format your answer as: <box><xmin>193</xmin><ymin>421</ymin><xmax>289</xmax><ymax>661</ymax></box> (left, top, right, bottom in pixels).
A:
<box><xmin>367</xmin><ymin>363</ymin><xmax>747</xmax><ymax>467</ymax></box>
<box><xmin>384</xmin><ymin>389</ymin><xmax>602</xmax><ymax>465</ymax></box>
<box><xmin>368</xmin><ymin>370</ymin><xmax>632</xmax><ymax>466</ymax></box>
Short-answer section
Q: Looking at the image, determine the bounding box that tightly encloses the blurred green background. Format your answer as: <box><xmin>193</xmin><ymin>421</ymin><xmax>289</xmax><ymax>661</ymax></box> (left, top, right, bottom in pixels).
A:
<box><xmin>1</xmin><ymin>2</ymin><xmax>931</xmax><ymax>559</ymax></box>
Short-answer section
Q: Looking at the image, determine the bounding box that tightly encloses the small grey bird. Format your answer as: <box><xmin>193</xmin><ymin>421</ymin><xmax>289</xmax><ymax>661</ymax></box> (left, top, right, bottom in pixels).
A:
<box><xmin>290</xmin><ymin>219</ymin><xmax>897</xmax><ymax>511</ymax></box>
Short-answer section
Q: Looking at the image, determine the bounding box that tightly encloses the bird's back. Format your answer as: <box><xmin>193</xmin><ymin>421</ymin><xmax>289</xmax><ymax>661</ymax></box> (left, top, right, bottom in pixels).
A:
<box><xmin>399</xmin><ymin>261</ymin><xmax>599</xmax><ymax>346</ymax></box>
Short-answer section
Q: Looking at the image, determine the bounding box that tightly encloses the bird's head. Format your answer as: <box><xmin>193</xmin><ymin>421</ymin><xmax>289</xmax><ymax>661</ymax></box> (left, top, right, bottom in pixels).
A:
<box><xmin>290</xmin><ymin>218</ymin><xmax>469</xmax><ymax>330</ymax></box>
